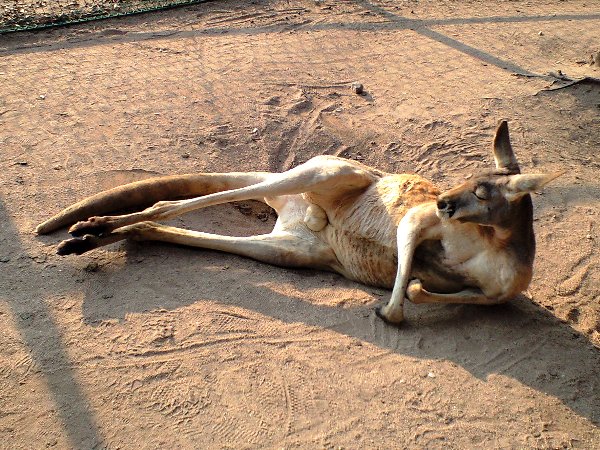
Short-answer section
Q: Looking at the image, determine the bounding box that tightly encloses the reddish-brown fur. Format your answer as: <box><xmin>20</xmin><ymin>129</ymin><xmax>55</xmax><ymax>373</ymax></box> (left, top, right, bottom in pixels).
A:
<box><xmin>37</xmin><ymin>121</ymin><xmax>560</xmax><ymax>324</ymax></box>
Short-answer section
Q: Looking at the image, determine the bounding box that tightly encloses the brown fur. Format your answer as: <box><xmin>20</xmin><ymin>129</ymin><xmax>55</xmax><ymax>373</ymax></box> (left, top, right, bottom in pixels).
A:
<box><xmin>37</xmin><ymin>121</ymin><xmax>560</xmax><ymax>324</ymax></box>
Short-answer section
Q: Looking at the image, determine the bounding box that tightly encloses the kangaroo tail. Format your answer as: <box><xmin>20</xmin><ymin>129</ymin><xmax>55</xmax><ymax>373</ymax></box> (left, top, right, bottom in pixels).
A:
<box><xmin>35</xmin><ymin>172</ymin><xmax>270</xmax><ymax>234</ymax></box>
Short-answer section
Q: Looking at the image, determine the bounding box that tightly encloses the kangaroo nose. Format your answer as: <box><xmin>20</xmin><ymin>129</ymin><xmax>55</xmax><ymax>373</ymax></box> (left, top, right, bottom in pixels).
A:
<box><xmin>437</xmin><ymin>199</ymin><xmax>448</xmax><ymax>210</ymax></box>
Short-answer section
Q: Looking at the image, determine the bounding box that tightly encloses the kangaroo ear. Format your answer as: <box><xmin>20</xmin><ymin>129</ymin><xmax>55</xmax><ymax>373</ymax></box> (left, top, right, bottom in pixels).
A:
<box><xmin>493</xmin><ymin>120</ymin><xmax>520</xmax><ymax>174</ymax></box>
<box><xmin>505</xmin><ymin>172</ymin><xmax>564</xmax><ymax>200</ymax></box>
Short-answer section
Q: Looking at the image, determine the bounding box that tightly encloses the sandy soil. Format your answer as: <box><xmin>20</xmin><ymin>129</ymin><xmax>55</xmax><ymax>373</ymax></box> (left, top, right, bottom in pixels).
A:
<box><xmin>0</xmin><ymin>1</ymin><xmax>599</xmax><ymax>448</ymax></box>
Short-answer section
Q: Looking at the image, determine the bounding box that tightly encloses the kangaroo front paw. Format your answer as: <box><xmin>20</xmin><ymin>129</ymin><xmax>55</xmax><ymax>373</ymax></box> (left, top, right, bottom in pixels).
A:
<box><xmin>375</xmin><ymin>304</ymin><xmax>404</xmax><ymax>325</ymax></box>
<box><xmin>406</xmin><ymin>279</ymin><xmax>423</xmax><ymax>301</ymax></box>
<box><xmin>69</xmin><ymin>217</ymin><xmax>114</xmax><ymax>237</ymax></box>
<box><xmin>57</xmin><ymin>235</ymin><xmax>99</xmax><ymax>255</ymax></box>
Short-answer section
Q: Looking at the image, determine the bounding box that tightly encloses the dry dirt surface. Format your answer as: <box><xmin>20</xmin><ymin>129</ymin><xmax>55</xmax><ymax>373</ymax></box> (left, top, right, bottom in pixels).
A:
<box><xmin>1</xmin><ymin>1</ymin><xmax>599</xmax><ymax>449</ymax></box>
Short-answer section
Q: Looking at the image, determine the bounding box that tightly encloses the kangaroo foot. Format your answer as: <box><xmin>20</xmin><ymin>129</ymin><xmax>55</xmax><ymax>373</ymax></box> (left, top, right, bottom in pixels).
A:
<box><xmin>375</xmin><ymin>305</ymin><xmax>404</xmax><ymax>326</ymax></box>
<box><xmin>69</xmin><ymin>216</ymin><xmax>115</xmax><ymax>237</ymax></box>
<box><xmin>57</xmin><ymin>235</ymin><xmax>100</xmax><ymax>255</ymax></box>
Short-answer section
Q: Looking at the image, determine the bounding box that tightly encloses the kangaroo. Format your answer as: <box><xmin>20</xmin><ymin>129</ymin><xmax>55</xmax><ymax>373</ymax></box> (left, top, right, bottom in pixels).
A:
<box><xmin>36</xmin><ymin>121</ymin><xmax>561</xmax><ymax>324</ymax></box>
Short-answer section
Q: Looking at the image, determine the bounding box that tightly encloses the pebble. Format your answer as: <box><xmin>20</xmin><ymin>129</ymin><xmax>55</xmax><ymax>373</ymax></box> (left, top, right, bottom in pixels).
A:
<box><xmin>351</xmin><ymin>82</ymin><xmax>364</xmax><ymax>95</ymax></box>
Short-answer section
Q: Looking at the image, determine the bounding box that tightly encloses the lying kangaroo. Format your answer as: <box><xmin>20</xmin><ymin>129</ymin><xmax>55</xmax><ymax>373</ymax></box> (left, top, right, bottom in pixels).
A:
<box><xmin>37</xmin><ymin>121</ymin><xmax>560</xmax><ymax>324</ymax></box>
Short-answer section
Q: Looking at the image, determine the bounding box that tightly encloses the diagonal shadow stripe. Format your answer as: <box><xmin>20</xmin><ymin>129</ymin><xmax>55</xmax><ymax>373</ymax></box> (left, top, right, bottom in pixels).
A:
<box><xmin>0</xmin><ymin>8</ymin><xmax>599</xmax><ymax>57</ymax></box>
<box><xmin>354</xmin><ymin>0</ymin><xmax>538</xmax><ymax>76</ymax></box>
<box><xmin>0</xmin><ymin>200</ymin><xmax>103</xmax><ymax>448</ymax></box>
<box><xmin>416</xmin><ymin>26</ymin><xmax>537</xmax><ymax>76</ymax></box>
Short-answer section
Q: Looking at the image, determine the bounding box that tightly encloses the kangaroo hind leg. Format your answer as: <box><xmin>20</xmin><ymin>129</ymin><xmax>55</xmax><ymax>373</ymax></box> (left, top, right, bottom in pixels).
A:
<box><xmin>69</xmin><ymin>156</ymin><xmax>377</xmax><ymax>238</ymax></box>
<box><xmin>59</xmin><ymin>221</ymin><xmax>338</xmax><ymax>271</ymax></box>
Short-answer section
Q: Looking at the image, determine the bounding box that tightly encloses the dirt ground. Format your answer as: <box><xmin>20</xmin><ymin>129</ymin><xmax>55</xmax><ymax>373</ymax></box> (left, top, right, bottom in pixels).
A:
<box><xmin>0</xmin><ymin>1</ymin><xmax>599</xmax><ymax>448</ymax></box>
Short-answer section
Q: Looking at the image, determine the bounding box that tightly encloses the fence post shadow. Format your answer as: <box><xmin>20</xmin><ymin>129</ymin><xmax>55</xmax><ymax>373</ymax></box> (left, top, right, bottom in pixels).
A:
<box><xmin>0</xmin><ymin>199</ymin><xmax>104</xmax><ymax>448</ymax></box>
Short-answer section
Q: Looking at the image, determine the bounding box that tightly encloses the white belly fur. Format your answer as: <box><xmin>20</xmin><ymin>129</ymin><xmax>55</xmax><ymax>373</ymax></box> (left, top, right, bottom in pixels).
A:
<box><xmin>440</xmin><ymin>222</ymin><xmax>520</xmax><ymax>299</ymax></box>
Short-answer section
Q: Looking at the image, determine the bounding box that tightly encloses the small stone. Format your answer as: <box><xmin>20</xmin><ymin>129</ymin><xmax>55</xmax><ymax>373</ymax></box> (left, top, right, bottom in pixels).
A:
<box><xmin>39</xmin><ymin>94</ymin><xmax>46</xmax><ymax>100</ymax></box>
<box><xmin>181</xmin><ymin>152</ymin><xmax>190</xmax><ymax>159</ymax></box>
<box><xmin>538</xmin><ymin>31</ymin><xmax>544</xmax><ymax>36</ymax></box>
<box><xmin>350</xmin><ymin>82</ymin><xmax>364</xmax><ymax>95</ymax></box>
<box><xmin>427</xmin><ymin>372</ymin><xmax>436</xmax><ymax>378</ymax></box>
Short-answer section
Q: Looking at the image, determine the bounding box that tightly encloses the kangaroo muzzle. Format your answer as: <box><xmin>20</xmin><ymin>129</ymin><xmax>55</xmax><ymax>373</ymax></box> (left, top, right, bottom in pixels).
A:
<box><xmin>436</xmin><ymin>198</ymin><xmax>456</xmax><ymax>219</ymax></box>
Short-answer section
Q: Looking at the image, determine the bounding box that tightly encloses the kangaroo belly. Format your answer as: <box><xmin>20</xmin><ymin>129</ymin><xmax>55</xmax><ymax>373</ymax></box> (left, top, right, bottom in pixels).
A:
<box><xmin>323</xmin><ymin>227</ymin><xmax>399</xmax><ymax>288</ymax></box>
<box><xmin>317</xmin><ymin>173</ymin><xmax>464</xmax><ymax>289</ymax></box>
<box><xmin>323</xmin><ymin>227</ymin><xmax>469</xmax><ymax>290</ymax></box>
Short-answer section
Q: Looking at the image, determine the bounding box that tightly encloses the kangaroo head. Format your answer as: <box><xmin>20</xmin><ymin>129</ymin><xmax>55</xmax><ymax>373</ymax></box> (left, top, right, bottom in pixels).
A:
<box><xmin>436</xmin><ymin>121</ymin><xmax>562</xmax><ymax>228</ymax></box>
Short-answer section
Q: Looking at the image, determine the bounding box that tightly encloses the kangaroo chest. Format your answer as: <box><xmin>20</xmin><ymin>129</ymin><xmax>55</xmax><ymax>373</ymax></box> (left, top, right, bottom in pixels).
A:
<box><xmin>437</xmin><ymin>224</ymin><xmax>524</xmax><ymax>298</ymax></box>
<box><xmin>316</xmin><ymin>191</ymin><xmax>522</xmax><ymax>297</ymax></box>
<box><xmin>312</xmin><ymin>174</ymin><xmax>447</xmax><ymax>289</ymax></box>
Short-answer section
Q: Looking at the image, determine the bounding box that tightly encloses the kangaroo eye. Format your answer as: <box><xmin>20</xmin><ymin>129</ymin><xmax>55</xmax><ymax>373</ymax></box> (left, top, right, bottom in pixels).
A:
<box><xmin>474</xmin><ymin>185</ymin><xmax>489</xmax><ymax>200</ymax></box>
